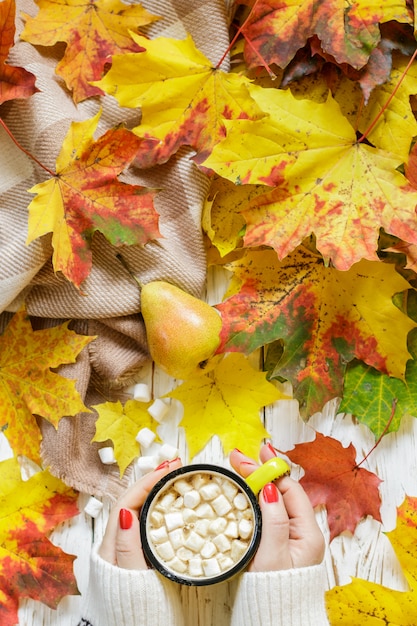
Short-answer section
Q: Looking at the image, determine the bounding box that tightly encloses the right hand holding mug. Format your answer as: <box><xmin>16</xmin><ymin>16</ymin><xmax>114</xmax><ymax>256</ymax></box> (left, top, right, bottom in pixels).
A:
<box><xmin>229</xmin><ymin>445</ymin><xmax>325</xmax><ymax>572</ymax></box>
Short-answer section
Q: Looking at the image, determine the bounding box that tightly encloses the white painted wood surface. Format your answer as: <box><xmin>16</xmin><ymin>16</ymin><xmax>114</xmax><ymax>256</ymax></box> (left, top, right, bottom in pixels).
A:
<box><xmin>2</xmin><ymin>266</ymin><xmax>416</xmax><ymax>625</ymax></box>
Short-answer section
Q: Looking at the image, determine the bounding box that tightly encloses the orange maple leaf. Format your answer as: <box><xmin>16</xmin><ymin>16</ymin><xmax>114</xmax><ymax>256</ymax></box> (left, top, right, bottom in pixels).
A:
<box><xmin>0</xmin><ymin>0</ymin><xmax>38</xmax><ymax>104</ymax></box>
<box><xmin>20</xmin><ymin>0</ymin><xmax>159</xmax><ymax>103</ymax></box>
<box><xmin>283</xmin><ymin>432</ymin><xmax>382</xmax><ymax>540</ymax></box>
<box><xmin>240</xmin><ymin>0</ymin><xmax>410</xmax><ymax>71</ymax></box>
<box><xmin>0</xmin><ymin>309</ymin><xmax>93</xmax><ymax>461</ymax></box>
<box><xmin>26</xmin><ymin>110</ymin><xmax>160</xmax><ymax>288</ymax></box>
<box><xmin>0</xmin><ymin>458</ymin><xmax>79</xmax><ymax>626</ymax></box>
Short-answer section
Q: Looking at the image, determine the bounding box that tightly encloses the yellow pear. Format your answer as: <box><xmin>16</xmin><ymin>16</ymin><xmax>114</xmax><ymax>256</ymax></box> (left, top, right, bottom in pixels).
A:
<box><xmin>140</xmin><ymin>280</ymin><xmax>223</xmax><ymax>379</ymax></box>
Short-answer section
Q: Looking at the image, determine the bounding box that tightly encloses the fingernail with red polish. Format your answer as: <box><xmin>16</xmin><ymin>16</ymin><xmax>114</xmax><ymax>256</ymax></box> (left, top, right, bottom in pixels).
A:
<box><xmin>154</xmin><ymin>459</ymin><xmax>170</xmax><ymax>471</ymax></box>
<box><xmin>263</xmin><ymin>482</ymin><xmax>279</xmax><ymax>503</ymax></box>
<box><xmin>154</xmin><ymin>457</ymin><xmax>181</xmax><ymax>472</ymax></box>
<box><xmin>266</xmin><ymin>442</ymin><xmax>277</xmax><ymax>455</ymax></box>
<box><xmin>119</xmin><ymin>508</ymin><xmax>133</xmax><ymax>530</ymax></box>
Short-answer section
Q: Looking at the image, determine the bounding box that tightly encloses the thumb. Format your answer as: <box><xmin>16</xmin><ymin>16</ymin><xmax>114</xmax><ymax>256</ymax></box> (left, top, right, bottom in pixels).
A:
<box><xmin>250</xmin><ymin>483</ymin><xmax>292</xmax><ymax>572</ymax></box>
<box><xmin>115</xmin><ymin>508</ymin><xmax>148</xmax><ymax>570</ymax></box>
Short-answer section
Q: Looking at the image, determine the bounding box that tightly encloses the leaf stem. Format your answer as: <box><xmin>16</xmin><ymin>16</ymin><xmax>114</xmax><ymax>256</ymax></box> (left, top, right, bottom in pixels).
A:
<box><xmin>354</xmin><ymin>398</ymin><xmax>398</xmax><ymax>469</ymax></box>
<box><xmin>116</xmin><ymin>253</ymin><xmax>144</xmax><ymax>290</ymax></box>
<box><xmin>357</xmin><ymin>48</ymin><xmax>417</xmax><ymax>144</ymax></box>
<box><xmin>0</xmin><ymin>117</ymin><xmax>56</xmax><ymax>177</ymax></box>
<box><xmin>215</xmin><ymin>0</ymin><xmax>275</xmax><ymax>77</ymax></box>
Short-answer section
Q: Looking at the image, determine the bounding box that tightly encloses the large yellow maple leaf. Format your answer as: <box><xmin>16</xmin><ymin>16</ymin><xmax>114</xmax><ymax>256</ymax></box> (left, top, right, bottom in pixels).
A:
<box><xmin>0</xmin><ymin>457</ymin><xmax>79</xmax><ymax>626</ymax></box>
<box><xmin>92</xmin><ymin>399</ymin><xmax>161</xmax><ymax>477</ymax></box>
<box><xmin>0</xmin><ymin>309</ymin><xmax>93</xmax><ymax>461</ymax></box>
<box><xmin>26</xmin><ymin>110</ymin><xmax>160</xmax><ymax>288</ymax></box>
<box><xmin>95</xmin><ymin>34</ymin><xmax>264</xmax><ymax>167</ymax></box>
<box><xmin>202</xmin><ymin>84</ymin><xmax>417</xmax><ymax>270</ymax></box>
<box><xmin>326</xmin><ymin>495</ymin><xmax>417</xmax><ymax>625</ymax></box>
<box><xmin>20</xmin><ymin>0</ymin><xmax>159</xmax><ymax>102</ymax></box>
<box><xmin>165</xmin><ymin>353</ymin><xmax>287</xmax><ymax>460</ymax></box>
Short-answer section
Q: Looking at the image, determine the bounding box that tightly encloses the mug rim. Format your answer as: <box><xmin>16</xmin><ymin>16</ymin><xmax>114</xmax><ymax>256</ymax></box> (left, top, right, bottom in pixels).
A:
<box><xmin>139</xmin><ymin>463</ymin><xmax>262</xmax><ymax>586</ymax></box>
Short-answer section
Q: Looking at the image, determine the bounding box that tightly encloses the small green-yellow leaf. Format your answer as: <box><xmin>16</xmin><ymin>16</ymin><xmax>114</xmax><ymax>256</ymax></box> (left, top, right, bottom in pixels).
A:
<box><xmin>92</xmin><ymin>399</ymin><xmax>161</xmax><ymax>477</ymax></box>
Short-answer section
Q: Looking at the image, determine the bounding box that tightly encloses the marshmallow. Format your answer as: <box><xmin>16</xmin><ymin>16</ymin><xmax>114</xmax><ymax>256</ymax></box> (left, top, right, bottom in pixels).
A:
<box><xmin>233</xmin><ymin>493</ymin><xmax>249</xmax><ymax>511</ymax></box>
<box><xmin>239</xmin><ymin>518</ymin><xmax>253</xmax><ymax>540</ymax></box>
<box><xmin>137</xmin><ymin>455</ymin><xmax>159</xmax><ymax>473</ymax></box>
<box><xmin>200</xmin><ymin>482</ymin><xmax>221</xmax><ymax>501</ymax></box>
<box><xmin>167</xmin><ymin>556</ymin><xmax>188</xmax><ymax>573</ymax></box>
<box><xmin>156</xmin><ymin>541</ymin><xmax>175</xmax><ymax>561</ymax></box>
<box><xmin>183</xmin><ymin>489</ymin><xmax>201</xmax><ymax>509</ymax></box>
<box><xmin>158</xmin><ymin>442</ymin><xmax>179</xmax><ymax>461</ymax></box>
<box><xmin>212</xmin><ymin>494</ymin><xmax>232</xmax><ymax>516</ymax></box>
<box><xmin>169</xmin><ymin>528</ymin><xmax>185</xmax><ymax>549</ymax></box>
<box><xmin>150</xmin><ymin>526</ymin><xmax>169</xmax><ymax>544</ymax></box>
<box><xmin>174</xmin><ymin>479</ymin><xmax>193</xmax><ymax>495</ymax></box>
<box><xmin>213</xmin><ymin>533</ymin><xmax>231</xmax><ymax>553</ymax></box>
<box><xmin>83</xmin><ymin>496</ymin><xmax>103</xmax><ymax>518</ymax></box>
<box><xmin>164</xmin><ymin>512</ymin><xmax>184</xmax><ymax>531</ymax></box>
<box><xmin>135</xmin><ymin>427</ymin><xmax>156</xmax><ymax>448</ymax></box>
<box><xmin>200</xmin><ymin>541</ymin><xmax>217</xmax><ymax>559</ymax></box>
<box><xmin>189</xmin><ymin>557</ymin><xmax>204</xmax><ymax>577</ymax></box>
<box><xmin>98</xmin><ymin>447</ymin><xmax>116</xmax><ymax>465</ymax></box>
<box><xmin>132</xmin><ymin>383</ymin><xmax>152</xmax><ymax>402</ymax></box>
<box><xmin>184</xmin><ymin>531</ymin><xmax>205</xmax><ymax>552</ymax></box>
<box><xmin>202</xmin><ymin>558</ymin><xmax>221</xmax><ymax>577</ymax></box>
<box><xmin>148</xmin><ymin>399</ymin><xmax>170</xmax><ymax>422</ymax></box>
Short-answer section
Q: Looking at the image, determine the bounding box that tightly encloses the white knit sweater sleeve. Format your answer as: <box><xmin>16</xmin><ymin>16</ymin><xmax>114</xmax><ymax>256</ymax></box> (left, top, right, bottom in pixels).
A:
<box><xmin>230</xmin><ymin>563</ymin><xmax>330</xmax><ymax>626</ymax></box>
<box><xmin>78</xmin><ymin>544</ymin><xmax>185</xmax><ymax>626</ymax></box>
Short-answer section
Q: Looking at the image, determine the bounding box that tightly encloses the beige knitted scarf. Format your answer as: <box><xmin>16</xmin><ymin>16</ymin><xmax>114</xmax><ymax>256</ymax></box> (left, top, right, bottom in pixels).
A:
<box><xmin>0</xmin><ymin>0</ymin><xmax>233</xmax><ymax>498</ymax></box>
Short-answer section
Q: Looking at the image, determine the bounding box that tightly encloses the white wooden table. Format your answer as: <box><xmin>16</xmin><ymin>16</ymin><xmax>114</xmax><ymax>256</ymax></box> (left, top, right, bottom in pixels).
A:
<box><xmin>3</xmin><ymin>267</ymin><xmax>416</xmax><ymax>625</ymax></box>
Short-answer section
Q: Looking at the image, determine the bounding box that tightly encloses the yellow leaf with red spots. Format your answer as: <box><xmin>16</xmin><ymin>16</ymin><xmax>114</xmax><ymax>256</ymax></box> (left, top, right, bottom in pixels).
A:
<box><xmin>0</xmin><ymin>457</ymin><xmax>79</xmax><ymax>626</ymax></box>
<box><xmin>20</xmin><ymin>0</ymin><xmax>159</xmax><ymax>103</ymax></box>
<box><xmin>0</xmin><ymin>309</ymin><xmax>93</xmax><ymax>461</ymax></box>
<box><xmin>95</xmin><ymin>34</ymin><xmax>264</xmax><ymax>167</ymax></box>
<box><xmin>26</xmin><ymin>110</ymin><xmax>160</xmax><ymax>288</ymax></box>
<box><xmin>216</xmin><ymin>247</ymin><xmax>415</xmax><ymax>417</ymax></box>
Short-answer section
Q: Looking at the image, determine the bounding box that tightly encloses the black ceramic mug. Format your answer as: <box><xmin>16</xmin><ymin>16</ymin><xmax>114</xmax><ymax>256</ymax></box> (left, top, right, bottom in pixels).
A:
<box><xmin>139</xmin><ymin>457</ymin><xmax>290</xmax><ymax>586</ymax></box>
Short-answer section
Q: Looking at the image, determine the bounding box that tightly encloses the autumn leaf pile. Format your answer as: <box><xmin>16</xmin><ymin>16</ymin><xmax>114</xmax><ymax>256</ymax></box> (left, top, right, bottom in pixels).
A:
<box><xmin>2</xmin><ymin>0</ymin><xmax>417</xmax><ymax>622</ymax></box>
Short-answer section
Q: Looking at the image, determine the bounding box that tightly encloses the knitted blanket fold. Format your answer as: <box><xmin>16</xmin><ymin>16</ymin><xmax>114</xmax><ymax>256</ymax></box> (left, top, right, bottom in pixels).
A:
<box><xmin>0</xmin><ymin>0</ymin><xmax>232</xmax><ymax>497</ymax></box>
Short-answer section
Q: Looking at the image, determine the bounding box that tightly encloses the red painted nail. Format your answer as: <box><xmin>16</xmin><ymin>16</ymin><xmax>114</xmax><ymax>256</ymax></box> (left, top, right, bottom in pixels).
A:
<box><xmin>263</xmin><ymin>483</ymin><xmax>279</xmax><ymax>503</ymax></box>
<box><xmin>119</xmin><ymin>508</ymin><xmax>133</xmax><ymax>530</ymax></box>
<box><xmin>266</xmin><ymin>442</ymin><xmax>277</xmax><ymax>455</ymax></box>
<box><xmin>154</xmin><ymin>457</ymin><xmax>181</xmax><ymax>471</ymax></box>
<box><xmin>154</xmin><ymin>459</ymin><xmax>170</xmax><ymax>471</ymax></box>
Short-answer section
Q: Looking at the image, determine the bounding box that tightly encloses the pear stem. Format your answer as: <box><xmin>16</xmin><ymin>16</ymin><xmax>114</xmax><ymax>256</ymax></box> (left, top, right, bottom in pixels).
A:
<box><xmin>116</xmin><ymin>253</ymin><xmax>144</xmax><ymax>290</ymax></box>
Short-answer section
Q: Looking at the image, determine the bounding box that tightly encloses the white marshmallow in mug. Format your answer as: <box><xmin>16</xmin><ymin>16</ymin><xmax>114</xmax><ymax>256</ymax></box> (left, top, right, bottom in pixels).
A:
<box><xmin>145</xmin><ymin>470</ymin><xmax>256</xmax><ymax>581</ymax></box>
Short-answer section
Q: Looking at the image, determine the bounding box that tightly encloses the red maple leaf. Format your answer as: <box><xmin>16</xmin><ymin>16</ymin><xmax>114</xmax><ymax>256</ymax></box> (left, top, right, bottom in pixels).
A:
<box><xmin>284</xmin><ymin>432</ymin><xmax>382</xmax><ymax>540</ymax></box>
<box><xmin>0</xmin><ymin>0</ymin><xmax>38</xmax><ymax>104</ymax></box>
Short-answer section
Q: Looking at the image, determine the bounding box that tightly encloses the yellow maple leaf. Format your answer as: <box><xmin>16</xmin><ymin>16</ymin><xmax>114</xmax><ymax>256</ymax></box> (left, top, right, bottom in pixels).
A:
<box><xmin>20</xmin><ymin>0</ymin><xmax>159</xmax><ymax>103</ymax></box>
<box><xmin>26</xmin><ymin>110</ymin><xmax>159</xmax><ymax>289</ymax></box>
<box><xmin>0</xmin><ymin>309</ymin><xmax>93</xmax><ymax>461</ymax></box>
<box><xmin>165</xmin><ymin>353</ymin><xmax>287</xmax><ymax>460</ymax></box>
<box><xmin>92</xmin><ymin>399</ymin><xmax>161</xmax><ymax>477</ymax></box>
<box><xmin>202</xmin><ymin>84</ymin><xmax>417</xmax><ymax>270</ymax></box>
<box><xmin>203</xmin><ymin>176</ymin><xmax>265</xmax><ymax>257</ymax></box>
<box><xmin>95</xmin><ymin>33</ymin><xmax>264</xmax><ymax>166</ymax></box>
<box><xmin>326</xmin><ymin>496</ymin><xmax>417</xmax><ymax>625</ymax></box>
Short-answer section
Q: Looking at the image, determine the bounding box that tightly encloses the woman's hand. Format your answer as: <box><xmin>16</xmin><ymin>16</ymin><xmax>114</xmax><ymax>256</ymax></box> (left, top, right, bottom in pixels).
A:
<box><xmin>230</xmin><ymin>445</ymin><xmax>325</xmax><ymax>572</ymax></box>
<box><xmin>99</xmin><ymin>457</ymin><xmax>182</xmax><ymax>570</ymax></box>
